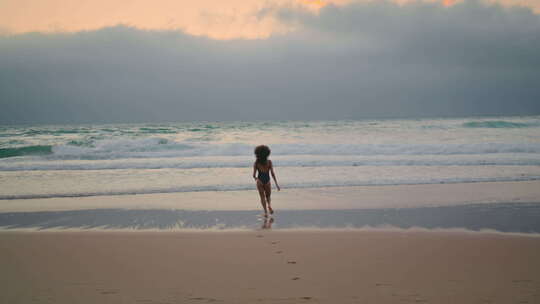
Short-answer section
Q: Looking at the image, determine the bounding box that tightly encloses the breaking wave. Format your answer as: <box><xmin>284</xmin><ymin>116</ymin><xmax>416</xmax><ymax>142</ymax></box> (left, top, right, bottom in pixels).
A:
<box><xmin>3</xmin><ymin>138</ymin><xmax>539</xmax><ymax>160</ymax></box>
<box><xmin>2</xmin><ymin>137</ymin><xmax>540</xmax><ymax>161</ymax></box>
<box><xmin>0</xmin><ymin>145</ymin><xmax>53</xmax><ymax>158</ymax></box>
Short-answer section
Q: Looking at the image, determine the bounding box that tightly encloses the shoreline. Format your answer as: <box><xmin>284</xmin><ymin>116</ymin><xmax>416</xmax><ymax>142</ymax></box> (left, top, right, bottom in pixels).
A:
<box><xmin>2</xmin><ymin>226</ymin><xmax>540</xmax><ymax>238</ymax></box>
<box><xmin>1</xmin><ymin>201</ymin><xmax>540</xmax><ymax>233</ymax></box>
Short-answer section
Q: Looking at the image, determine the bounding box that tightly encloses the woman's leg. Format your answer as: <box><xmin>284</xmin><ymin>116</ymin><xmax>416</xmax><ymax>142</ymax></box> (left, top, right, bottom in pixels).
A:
<box><xmin>256</xmin><ymin>180</ymin><xmax>268</xmax><ymax>216</ymax></box>
<box><xmin>264</xmin><ymin>182</ymin><xmax>273</xmax><ymax>214</ymax></box>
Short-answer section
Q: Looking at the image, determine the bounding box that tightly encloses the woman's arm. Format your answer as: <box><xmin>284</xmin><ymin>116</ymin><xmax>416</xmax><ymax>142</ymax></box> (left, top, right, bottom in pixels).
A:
<box><xmin>269</xmin><ymin>160</ymin><xmax>280</xmax><ymax>191</ymax></box>
<box><xmin>252</xmin><ymin>162</ymin><xmax>258</xmax><ymax>181</ymax></box>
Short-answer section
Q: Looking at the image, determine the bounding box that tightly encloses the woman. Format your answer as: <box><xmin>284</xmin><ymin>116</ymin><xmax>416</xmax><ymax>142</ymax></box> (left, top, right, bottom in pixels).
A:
<box><xmin>253</xmin><ymin>145</ymin><xmax>280</xmax><ymax>217</ymax></box>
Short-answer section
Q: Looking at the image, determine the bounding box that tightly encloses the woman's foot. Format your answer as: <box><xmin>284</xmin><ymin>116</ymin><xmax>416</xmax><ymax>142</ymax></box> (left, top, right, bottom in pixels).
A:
<box><xmin>268</xmin><ymin>207</ymin><xmax>274</xmax><ymax>214</ymax></box>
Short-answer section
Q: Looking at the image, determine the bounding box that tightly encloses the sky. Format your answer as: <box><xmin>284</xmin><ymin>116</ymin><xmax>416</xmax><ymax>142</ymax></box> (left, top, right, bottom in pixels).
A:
<box><xmin>0</xmin><ymin>0</ymin><xmax>539</xmax><ymax>124</ymax></box>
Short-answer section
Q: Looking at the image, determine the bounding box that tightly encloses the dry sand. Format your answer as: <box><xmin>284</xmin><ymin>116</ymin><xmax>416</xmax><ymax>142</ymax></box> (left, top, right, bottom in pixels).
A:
<box><xmin>1</xmin><ymin>230</ymin><xmax>540</xmax><ymax>303</ymax></box>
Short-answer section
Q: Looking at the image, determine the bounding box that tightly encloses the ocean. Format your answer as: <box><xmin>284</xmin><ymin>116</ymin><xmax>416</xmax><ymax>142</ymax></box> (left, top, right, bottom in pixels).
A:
<box><xmin>2</xmin><ymin>116</ymin><xmax>540</xmax><ymax>232</ymax></box>
<box><xmin>1</xmin><ymin>116</ymin><xmax>540</xmax><ymax>200</ymax></box>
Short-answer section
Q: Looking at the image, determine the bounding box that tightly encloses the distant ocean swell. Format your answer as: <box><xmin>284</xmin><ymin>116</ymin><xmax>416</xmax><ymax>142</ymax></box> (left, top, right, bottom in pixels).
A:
<box><xmin>1</xmin><ymin>175</ymin><xmax>539</xmax><ymax>200</ymax></box>
<box><xmin>1</xmin><ymin>125</ymin><xmax>220</xmax><ymax>137</ymax></box>
<box><xmin>1</xmin><ymin>119</ymin><xmax>537</xmax><ymax>137</ymax></box>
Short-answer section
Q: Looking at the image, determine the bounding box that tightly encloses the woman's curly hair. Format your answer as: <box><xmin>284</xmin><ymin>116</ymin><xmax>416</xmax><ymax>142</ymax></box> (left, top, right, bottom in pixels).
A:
<box><xmin>254</xmin><ymin>145</ymin><xmax>271</xmax><ymax>165</ymax></box>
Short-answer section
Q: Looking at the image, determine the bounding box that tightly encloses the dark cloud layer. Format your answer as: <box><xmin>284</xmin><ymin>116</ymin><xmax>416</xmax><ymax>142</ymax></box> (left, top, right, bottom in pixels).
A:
<box><xmin>1</xmin><ymin>0</ymin><xmax>539</xmax><ymax>124</ymax></box>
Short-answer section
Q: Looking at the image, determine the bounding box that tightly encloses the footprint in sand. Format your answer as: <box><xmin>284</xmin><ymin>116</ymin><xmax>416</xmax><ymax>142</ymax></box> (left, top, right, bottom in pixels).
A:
<box><xmin>292</xmin><ymin>277</ymin><xmax>300</xmax><ymax>280</ymax></box>
<box><xmin>287</xmin><ymin>261</ymin><xmax>297</xmax><ymax>264</ymax></box>
<box><xmin>188</xmin><ymin>296</ymin><xmax>219</xmax><ymax>302</ymax></box>
<box><xmin>97</xmin><ymin>288</ymin><xmax>119</xmax><ymax>295</ymax></box>
<box><xmin>401</xmin><ymin>292</ymin><xmax>428</xmax><ymax>303</ymax></box>
<box><xmin>275</xmin><ymin>251</ymin><xmax>283</xmax><ymax>254</ymax></box>
<box><xmin>271</xmin><ymin>241</ymin><xmax>279</xmax><ymax>245</ymax></box>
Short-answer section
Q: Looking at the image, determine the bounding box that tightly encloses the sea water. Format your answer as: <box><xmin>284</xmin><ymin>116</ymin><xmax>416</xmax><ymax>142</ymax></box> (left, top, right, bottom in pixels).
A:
<box><xmin>1</xmin><ymin>116</ymin><xmax>540</xmax><ymax>200</ymax></box>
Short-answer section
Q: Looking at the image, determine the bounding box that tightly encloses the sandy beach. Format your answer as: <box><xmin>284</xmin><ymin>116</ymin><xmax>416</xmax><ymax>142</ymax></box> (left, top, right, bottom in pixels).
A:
<box><xmin>1</xmin><ymin>230</ymin><xmax>539</xmax><ymax>304</ymax></box>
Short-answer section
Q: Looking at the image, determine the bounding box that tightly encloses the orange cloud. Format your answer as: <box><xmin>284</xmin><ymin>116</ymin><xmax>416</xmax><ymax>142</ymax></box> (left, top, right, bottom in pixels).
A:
<box><xmin>300</xmin><ymin>0</ymin><xmax>327</xmax><ymax>8</ymax></box>
<box><xmin>0</xmin><ymin>0</ymin><xmax>300</xmax><ymax>39</ymax></box>
<box><xmin>0</xmin><ymin>0</ymin><xmax>538</xmax><ymax>39</ymax></box>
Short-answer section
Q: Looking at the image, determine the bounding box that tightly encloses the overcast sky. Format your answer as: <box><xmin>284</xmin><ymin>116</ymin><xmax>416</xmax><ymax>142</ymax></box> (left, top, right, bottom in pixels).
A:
<box><xmin>1</xmin><ymin>0</ymin><xmax>539</xmax><ymax>124</ymax></box>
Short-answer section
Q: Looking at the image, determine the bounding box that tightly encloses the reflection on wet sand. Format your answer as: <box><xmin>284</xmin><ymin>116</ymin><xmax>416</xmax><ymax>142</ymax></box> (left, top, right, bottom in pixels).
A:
<box><xmin>1</xmin><ymin>202</ymin><xmax>540</xmax><ymax>233</ymax></box>
<box><xmin>261</xmin><ymin>217</ymin><xmax>274</xmax><ymax>230</ymax></box>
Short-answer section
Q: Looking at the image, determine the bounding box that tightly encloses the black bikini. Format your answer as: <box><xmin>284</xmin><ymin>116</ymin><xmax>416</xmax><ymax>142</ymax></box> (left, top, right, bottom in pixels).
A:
<box><xmin>257</xmin><ymin>161</ymin><xmax>271</xmax><ymax>184</ymax></box>
<box><xmin>258</xmin><ymin>171</ymin><xmax>270</xmax><ymax>184</ymax></box>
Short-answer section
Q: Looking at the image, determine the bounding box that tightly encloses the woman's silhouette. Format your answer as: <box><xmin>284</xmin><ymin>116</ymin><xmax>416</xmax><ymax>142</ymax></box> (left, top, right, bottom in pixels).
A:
<box><xmin>253</xmin><ymin>145</ymin><xmax>280</xmax><ymax>217</ymax></box>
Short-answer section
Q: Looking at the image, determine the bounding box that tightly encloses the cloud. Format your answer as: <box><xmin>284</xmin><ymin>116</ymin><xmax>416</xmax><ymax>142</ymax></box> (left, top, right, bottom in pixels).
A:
<box><xmin>272</xmin><ymin>0</ymin><xmax>540</xmax><ymax>65</ymax></box>
<box><xmin>0</xmin><ymin>0</ymin><xmax>539</xmax><ymax>124</ymax></box>
<box><xmin>0</xmin><ymin>0</ymin><xmax>299</xmax><ymax>39</ymax></box>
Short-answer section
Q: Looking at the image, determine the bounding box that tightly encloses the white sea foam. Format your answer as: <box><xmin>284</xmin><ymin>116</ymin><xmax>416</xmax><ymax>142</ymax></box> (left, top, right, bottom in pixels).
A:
<box><xmin>1</xmin><ymin>154</ymin><xmax>540</xmax><ymax>171</ymax></box>
<box><xmin>1</xmin><ymin>175</ymin><xmax>539</xmax><ymax>200</ymax></box>
<box><xmin>39</xmin><ymin>141</ymin><xmax>540</xmax><ymax>160</ymax></box>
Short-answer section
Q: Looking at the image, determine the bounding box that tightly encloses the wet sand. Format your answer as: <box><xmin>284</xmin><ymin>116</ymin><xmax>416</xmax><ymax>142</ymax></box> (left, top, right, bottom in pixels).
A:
<box><xmin>2</xmin><ymin>202</ymin><xmax>540</xmax><ymax>232</ymax></box>
<box><xmin>1</xmin><ymin>230</ymin><xmax>539</xmax><ymax>304</ymax></box>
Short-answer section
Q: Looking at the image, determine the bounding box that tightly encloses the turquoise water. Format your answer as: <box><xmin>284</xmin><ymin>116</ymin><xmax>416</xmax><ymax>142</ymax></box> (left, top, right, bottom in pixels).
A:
<box><xmin>1</xmin><ymin>116</ymin><xmax>540</xmax><ymax>199</ymax></box>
